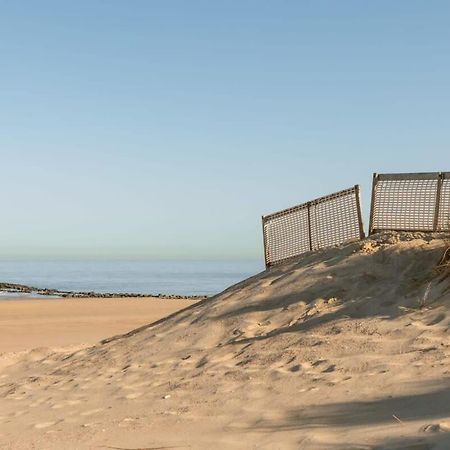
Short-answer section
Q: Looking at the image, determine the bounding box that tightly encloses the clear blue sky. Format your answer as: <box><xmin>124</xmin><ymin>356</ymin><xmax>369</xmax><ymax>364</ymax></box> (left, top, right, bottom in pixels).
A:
<box><xmin>1</xmin><ymin>1</ymin><xmax>449</xmax><ymax>259</ymax></box>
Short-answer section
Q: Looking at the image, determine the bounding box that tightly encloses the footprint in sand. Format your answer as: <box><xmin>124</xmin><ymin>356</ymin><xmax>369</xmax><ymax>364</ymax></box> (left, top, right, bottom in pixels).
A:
<box><xmin>411</xmin><ymin>313</ymin><xmax>447</xmax><ymax>330</ymax></box>
<box><xmin>422</xmin><ymin>421</ymin><xmax>450</xmax><ymax>433</ymax></box>
<box><xmin>51</xmin><ymin>402</ymin><xmax>68</xmax><ymax>409</ymax></box>
<box><xmin>125</xmin><ymin>392</ymin><xmax>142</xmax><ymax>400</ymax></box>
<box><xmin>312</xmin><ymin>359</ymin><xmax>327</xmax><ymax>367</ymax></box>
<box><xmin>34</xmin><ymin>422</ymin><xmax>56</xmax><ymax>429</ymax></box>
<box><xmin>80</xmin><ymin>408</ymin><xmax>103</xmax><ymax>417</ymax></box>
<box><xmin>29</xmin><ymin>399</ymin><xmax>46</xmax><ymax>408</ymax></box>
<box><xmin>426</xmin><ymin>313</ymin><xmax>446</xmax><ymax>326</ymax></box>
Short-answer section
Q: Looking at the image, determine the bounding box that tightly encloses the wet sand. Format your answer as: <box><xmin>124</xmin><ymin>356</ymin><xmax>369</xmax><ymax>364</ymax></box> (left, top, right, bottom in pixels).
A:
<box><xmin>0</xmin><ymin>297</ymin><xmax>197</xmax><ymax>354</ymax></box>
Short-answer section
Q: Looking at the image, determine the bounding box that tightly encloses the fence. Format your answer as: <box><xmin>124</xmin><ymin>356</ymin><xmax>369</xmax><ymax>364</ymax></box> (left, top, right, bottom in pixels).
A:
<box><xmin>369</xmin><ymin>172</ymin><xmax>450</xmax><ymax>234</ymax></box>
<box><xmin>262</xmin><ymin>185</ymin><xmax>365</xmax><ymax>267</ymax></box>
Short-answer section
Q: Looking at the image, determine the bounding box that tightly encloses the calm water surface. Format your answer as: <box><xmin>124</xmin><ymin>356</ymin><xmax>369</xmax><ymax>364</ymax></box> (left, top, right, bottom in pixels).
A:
<box><xmin>0</xmin><ymin>260</ymin><xmax>263</xmax><ymax>297</ymax></box>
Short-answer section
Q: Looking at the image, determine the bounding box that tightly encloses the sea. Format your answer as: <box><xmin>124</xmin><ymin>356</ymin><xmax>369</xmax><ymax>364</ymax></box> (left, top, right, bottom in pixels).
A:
<box><xmin>0</xmin><ymin>260</ymin><xmax>264</xmax><ymax>298</ymax></box>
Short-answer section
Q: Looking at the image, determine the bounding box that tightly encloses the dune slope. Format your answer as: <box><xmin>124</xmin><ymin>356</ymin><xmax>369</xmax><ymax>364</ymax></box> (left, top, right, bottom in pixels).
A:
<box><xmin>1</xmin><ymin>232</ymin><xmax>450</xmax><ymax>449</ymax></box>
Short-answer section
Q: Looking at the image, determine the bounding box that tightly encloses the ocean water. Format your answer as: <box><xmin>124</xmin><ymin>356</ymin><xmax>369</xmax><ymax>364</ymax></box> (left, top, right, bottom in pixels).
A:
<box><xmin>0</xmin><ymin>260</ymin><xmax>264</xmax><ymax>297</ymax></box>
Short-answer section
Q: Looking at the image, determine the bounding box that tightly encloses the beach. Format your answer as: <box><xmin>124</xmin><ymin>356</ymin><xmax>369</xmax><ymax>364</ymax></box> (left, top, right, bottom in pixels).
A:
<box><xmin>1</xmin><ymin>233</ymin><xmax>450</xmax><ymax>449</ymax></box>
<box><xmin>0</xmin><ymin>297</ymin><xmax>196</xmax><ymax>354</ymax></box>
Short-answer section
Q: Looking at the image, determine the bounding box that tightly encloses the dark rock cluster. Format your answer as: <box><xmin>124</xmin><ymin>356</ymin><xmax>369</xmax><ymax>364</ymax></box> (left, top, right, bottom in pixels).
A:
<box><xmin>0</xmin><ymin>282</ymin><xmax>206</xmax><ymax>300</ymax></box>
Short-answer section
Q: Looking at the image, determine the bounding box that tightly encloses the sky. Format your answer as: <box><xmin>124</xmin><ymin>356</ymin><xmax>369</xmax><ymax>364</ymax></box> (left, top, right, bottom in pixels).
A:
<box><xmin>1</xmin><ymin>1</ymin><xmax>449</xmax><ymax>260</ymax></box>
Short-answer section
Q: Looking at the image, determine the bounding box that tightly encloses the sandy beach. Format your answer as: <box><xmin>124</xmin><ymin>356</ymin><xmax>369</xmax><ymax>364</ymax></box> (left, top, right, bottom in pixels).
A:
<box><xmin>1</xmin><ymin>232</ymin><xmax>450</xmax><ymax>449</ymax></box>
<box><xmin>0</xmin><ymin>297</ymin><xmax>196</xmax><ymax>354</ymax></box>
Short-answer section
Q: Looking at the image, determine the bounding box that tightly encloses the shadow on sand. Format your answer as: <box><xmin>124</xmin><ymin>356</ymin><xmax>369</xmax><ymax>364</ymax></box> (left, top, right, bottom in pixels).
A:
<box><xmin>249</xmin><ymin>380</ymin><xmax>450</xmax><ymax>449</ymax></box>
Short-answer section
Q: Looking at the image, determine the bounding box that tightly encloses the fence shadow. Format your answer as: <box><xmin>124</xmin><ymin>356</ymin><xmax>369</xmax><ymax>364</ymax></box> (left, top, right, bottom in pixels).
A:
<box><xmin>246</xmin><ymin>380</ymin><xmax>450</xmax><ymax>449</ymax></box>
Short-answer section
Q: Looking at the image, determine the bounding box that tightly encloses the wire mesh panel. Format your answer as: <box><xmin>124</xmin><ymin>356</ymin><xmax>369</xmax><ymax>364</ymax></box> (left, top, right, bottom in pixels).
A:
<box><xmin>310</xmin><ymin>189</ymin><xmax>363</xmax><ymax>249</ymax></box>
<box><xmin>369</xmin><ymin>172</ymin><xmax>450</xmax><ymax>234</ymax></box>
<box><xmin>262</xmin><ymin>186</ymin><xmax>364</xmax><ymax>267</ymax></box>
<box><xmin>263</xmin><ymin>205</ymin><xmax>310</xmax><ymax>265</ymax></box>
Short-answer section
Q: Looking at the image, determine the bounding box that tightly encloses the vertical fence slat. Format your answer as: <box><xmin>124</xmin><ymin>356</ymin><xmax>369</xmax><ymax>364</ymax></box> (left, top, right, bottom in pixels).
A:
<box><xmin>307</xmin><ymin>202</ymin><xmax>313</xmax><ymax>251</ymax></box>
<box><xmin>354</xmin><ymin>184</ymin><xmax>365</xmax><ymax>239</ymax></box>
<box><xmin>262</xmin><ymin>216</ymin><xmax>269</xmax><ymax>268</ymax></box>
<box><xmin>433</xmin><ymin>172</ymin><xmax>444</xmax><ymax>231</ymax></box>
<box><xmin>368</xmin><ymin>173</ymin><xmax>379</xmax><ymax>235</ymax></box>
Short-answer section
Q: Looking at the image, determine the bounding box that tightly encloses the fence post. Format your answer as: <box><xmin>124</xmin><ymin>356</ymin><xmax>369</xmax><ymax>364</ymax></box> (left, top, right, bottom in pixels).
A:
<box><xmin>354</xmin><ymin>185</ymin><xmax>365</xmax><ymax>239</ymax></box>
<box><xmin>433</xmin><ymin>172</ymin><xmax>444</xmax><ymax>231</ymax></box>
<box><xmin>368</xmin><ymin>173</ymin><xmax>379</xmax><ymax>235</ymax></box>
<box><xmin>307</xmin><ymin>202</ymin><xmax>313</xmax><ymax>251</ymax></box>
<box><xmin>262</xmin><ymin>216</ymin><xmax>269</xmax><ymax>268</ymax></box>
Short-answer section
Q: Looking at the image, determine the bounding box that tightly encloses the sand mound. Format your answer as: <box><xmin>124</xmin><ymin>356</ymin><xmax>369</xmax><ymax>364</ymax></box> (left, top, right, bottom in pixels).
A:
<box><xmin>2</xmin><ymin>232</ymin><xmax>450</xmax><ymax>449</ymax></box>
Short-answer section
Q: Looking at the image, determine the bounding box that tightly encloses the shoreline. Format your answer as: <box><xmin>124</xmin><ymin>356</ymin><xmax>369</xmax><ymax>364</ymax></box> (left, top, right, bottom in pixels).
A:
<box><xmin>0</xmin><ymin>282</ymin><xmax>207</xmax><ymax>300</ymax></box>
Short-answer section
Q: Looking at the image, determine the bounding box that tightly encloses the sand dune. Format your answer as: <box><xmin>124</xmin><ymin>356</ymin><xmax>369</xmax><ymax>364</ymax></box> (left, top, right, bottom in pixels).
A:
<box><xmin>1</xmin><ymin>232</ymin><xmax>450</xmax><ymax>449</ymax></box>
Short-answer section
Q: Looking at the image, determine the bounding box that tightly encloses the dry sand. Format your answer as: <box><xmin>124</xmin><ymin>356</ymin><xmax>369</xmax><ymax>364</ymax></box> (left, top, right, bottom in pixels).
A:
<box><xmin>1</xmin><ymin>232</ymin><xmax>450</xmax><ymax>449</ymax></box>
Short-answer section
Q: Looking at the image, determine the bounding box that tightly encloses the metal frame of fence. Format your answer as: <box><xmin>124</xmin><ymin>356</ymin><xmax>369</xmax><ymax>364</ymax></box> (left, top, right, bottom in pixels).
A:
<box><xmin>369</xmin><ymin>172</ymin><xmax>450</xmax><ymax>235</ymax></box>
<box><xmin>262</xmin><ymin>185</ymin><xmax>365</xmax><ymax>267</ymax></box>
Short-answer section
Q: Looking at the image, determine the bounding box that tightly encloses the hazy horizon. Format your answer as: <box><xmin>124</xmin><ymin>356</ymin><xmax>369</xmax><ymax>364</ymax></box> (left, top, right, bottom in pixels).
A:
<box><xmin>2</xmin><ymin>1</ymin><xmax>449</xmax><ymax>260</ymax></box>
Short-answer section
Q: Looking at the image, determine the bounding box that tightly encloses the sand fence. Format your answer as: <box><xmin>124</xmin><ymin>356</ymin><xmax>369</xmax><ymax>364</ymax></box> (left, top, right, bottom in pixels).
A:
<box><xmin>262</xmin><ymin>171</ymin><xmax>450</xmax><ymax>267</ymax></box>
